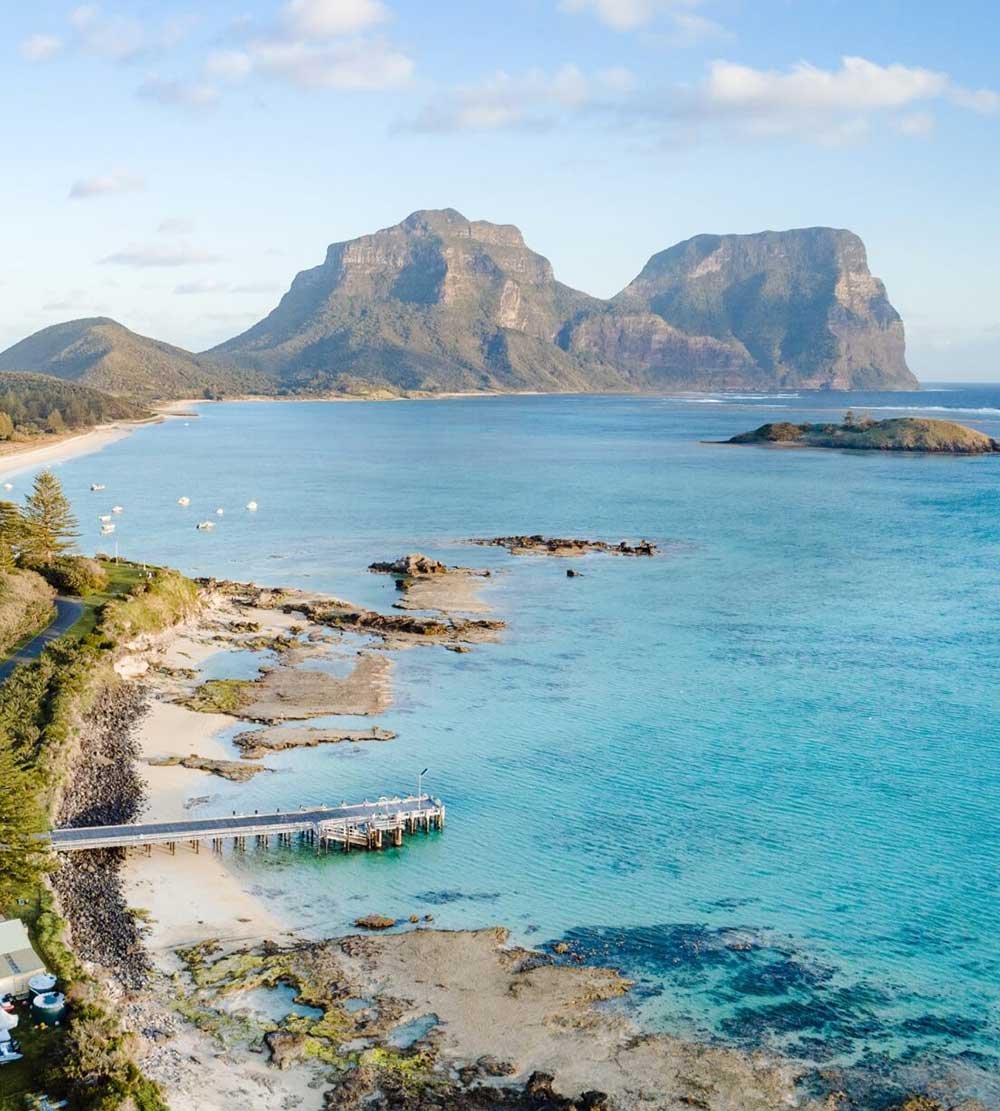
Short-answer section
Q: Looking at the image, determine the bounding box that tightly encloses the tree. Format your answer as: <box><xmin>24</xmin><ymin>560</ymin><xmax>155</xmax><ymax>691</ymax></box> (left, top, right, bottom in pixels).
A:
<box><xmin>21</xmin><ymin>471</ymin><xmax>79</xmax><ymax>566</ymax></box>
<box><xmin>0</xmin><ymin>412</ymin><xmax>13</xmax><ymax>440</ymax></box>
<box><xmin>46</xmin><ymin>408</ymin><xmax>66</xmax><ymax>434</ymax></box>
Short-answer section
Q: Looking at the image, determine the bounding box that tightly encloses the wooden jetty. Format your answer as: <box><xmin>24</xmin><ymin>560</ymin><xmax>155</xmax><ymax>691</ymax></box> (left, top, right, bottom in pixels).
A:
<box><xmin>47</xmin><ymin>795</ymin><xmax>445</xmax><ymax>855</ymax></box>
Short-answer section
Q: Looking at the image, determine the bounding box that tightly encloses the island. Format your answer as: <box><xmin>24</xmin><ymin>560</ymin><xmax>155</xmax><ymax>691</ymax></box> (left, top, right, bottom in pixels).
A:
<box><xmin>725</xmin><ymin>415</ymin><xmax>1000</xmax><ymax>454</ymax></box>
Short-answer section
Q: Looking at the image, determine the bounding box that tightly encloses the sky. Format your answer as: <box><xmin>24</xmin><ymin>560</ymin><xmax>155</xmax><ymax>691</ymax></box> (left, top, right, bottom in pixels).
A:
<box><xmin>2</xmin><ymin>0</ymin><xmax>998</xmax><ymax>381</ymax></box>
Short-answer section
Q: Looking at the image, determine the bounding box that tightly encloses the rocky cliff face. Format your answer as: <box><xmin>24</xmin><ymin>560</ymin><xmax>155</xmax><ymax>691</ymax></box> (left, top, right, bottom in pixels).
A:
<box><xmin>3</xmin><ymin>214</ymin><xmax>915</xmax><ymax>398</ymax></box>
<box><xmin>564</xmin><ymin>228</ymin><xmax>914</xmax><ymax>390</ymax></box>
<box><xmin>0</xmin><ymin>318</ymin><xmax>265</xmax><ymax>399</ymax></box>
<box><xmin>211</xmin><ymin>209</ymin><xmax>623</xmax><ymax>393</ymax></box>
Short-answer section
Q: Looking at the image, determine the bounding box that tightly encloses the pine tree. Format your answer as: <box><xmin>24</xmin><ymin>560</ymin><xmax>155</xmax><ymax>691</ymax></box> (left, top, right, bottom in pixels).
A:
<box><xmin>22</xmin><ymin>471</ymin><xmax>79</xmax><ymax>566</ymax></box>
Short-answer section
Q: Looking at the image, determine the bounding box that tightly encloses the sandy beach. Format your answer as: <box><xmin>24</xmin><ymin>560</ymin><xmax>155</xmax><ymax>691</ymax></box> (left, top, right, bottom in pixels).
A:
<box><xmin>0</xmin><ymin>399</ymin><xmax>201</xmax><ymax>481</ymax></box>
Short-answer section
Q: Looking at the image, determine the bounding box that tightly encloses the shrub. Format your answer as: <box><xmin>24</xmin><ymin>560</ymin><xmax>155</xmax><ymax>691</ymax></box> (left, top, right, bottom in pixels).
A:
<box><xmin>39</xmin><ymin>556</ymin><xmax>109</xmax><ymax>596</ymax></box>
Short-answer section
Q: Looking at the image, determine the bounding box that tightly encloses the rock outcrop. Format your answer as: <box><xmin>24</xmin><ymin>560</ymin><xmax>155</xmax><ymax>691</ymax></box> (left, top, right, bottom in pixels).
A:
<box><xmin>471</xmin><ymin>536</ymin><xmax>657</xmax><ymax>557</ymax></box>
<box><xmin>726</xmin><ymin>416</ymin><xmax>999</xmax><ymax>453</ymax></box>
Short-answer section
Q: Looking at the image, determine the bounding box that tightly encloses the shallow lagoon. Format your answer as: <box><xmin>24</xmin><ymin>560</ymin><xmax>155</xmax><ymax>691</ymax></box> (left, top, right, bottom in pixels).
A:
<box><xmin>22</xmin><ymin>388</ymin><xmax>1000</xmax><ymax>1100</ymax></box>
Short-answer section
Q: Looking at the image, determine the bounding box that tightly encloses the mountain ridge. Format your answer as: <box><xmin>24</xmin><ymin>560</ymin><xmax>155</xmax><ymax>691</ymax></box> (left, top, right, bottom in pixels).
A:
<box><xmin>0</xmin><ymin>211</ymin><xmax>918</xmax><ymax>398</ymax></box>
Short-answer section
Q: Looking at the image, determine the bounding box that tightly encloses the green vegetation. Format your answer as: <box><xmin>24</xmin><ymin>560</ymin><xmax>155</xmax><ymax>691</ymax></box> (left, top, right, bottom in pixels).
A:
<box><xmin>0</xmin><ymin>561</ymin><xmax>198</xmax><ymax>1109</ymax></box>
<box><xmin>184</xmin><ymin>677</ymin><xmax>254</xmax><ymax>715</ymax></box>
<box><xmin>175</xmin><ymin>939</ymin><xmax>443</xmax><ymax>1094</ymax></box>
<box><xmin>0</xmin><ymin>371</ymin><xmax>147</xmax><ymax>438</ymax></box>
<box><xmin>728</xmin><ymin>415</ymin><xmax>1000</xmax><ymax>454</ymax></box>
<box><xmin>0</xmin><ymin>569</ymin><xmax>56</xmax><ymax>657</ymax></box>
<box><xmin>0</xmin><ymin>319</ymin><xmax>269</xmax><ymax>401</ymax></box>
<box><xmin>20</xmin><ymin>472</ymin><xmax>80</xmax><ymax>567</ymax></box>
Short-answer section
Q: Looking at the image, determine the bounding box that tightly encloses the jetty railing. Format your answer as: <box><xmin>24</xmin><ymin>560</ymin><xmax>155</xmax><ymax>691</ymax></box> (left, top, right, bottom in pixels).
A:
<box><xmin>47</xmin><ymin>795</ymin><xmax>445</xmax><ymax>855</ymax></box>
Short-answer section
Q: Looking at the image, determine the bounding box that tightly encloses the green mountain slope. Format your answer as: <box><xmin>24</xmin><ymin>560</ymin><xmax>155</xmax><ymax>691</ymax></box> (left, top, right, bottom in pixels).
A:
<box><xmin>0</xmin><ymin>318</ymin><xmax>267</xmax><ymax>400</ymax></box>
<box><xmin>0</xmin><ymin>370</ymin><xmax>148</xmax><ymax>432</ymax></box>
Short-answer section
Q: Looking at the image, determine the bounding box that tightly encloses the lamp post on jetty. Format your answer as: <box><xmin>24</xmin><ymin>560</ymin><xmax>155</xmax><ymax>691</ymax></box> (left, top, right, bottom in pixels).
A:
<box><xmin>417</xmin><ymin>767</ymin><xmax>428</xmax><ymax>804</ymax></box>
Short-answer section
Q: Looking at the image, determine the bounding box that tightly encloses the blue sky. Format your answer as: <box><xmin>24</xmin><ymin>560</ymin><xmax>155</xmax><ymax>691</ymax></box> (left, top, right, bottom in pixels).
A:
<box><xmin>2</xmin><ymin>0</ymin><xmax>998</xmax><ymax>380</ymax></box>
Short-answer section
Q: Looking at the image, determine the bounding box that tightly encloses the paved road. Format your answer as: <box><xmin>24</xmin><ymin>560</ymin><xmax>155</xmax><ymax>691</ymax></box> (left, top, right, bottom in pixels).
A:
<box><xmin>49</xmin><ymin>796</ymin><xmax>444</xmax><ymax>850</ymax></box>
<box><xmin>0</xmin><ymin>597</ymin><xmax>83</xmax><ymax>682</ymax></box>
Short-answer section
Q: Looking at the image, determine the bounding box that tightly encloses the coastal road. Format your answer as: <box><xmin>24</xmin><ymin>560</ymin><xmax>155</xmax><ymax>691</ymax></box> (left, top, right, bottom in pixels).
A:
<box><xmin>48</xmin><ymin>796</ymin><xmax>445</xmax><ymax>851</ymax></box>
<box><xmin>0</xmin><ymin>597</ymin><xmax>83</xmax><ymax>683</ymax></box>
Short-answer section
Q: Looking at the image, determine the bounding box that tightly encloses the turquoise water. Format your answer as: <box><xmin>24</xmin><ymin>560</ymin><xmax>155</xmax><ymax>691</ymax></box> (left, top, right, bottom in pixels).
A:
<box><xmin>15</xmin><ymin>389</ymin><xmax>1000</xmax><ymax>1103</ymax></box>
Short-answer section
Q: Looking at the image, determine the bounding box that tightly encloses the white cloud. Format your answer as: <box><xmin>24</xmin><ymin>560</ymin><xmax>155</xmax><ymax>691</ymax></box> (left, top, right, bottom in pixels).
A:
<box><xmin>102</xmin><ymin>244</ymin><xmax>224</xmax><ymax>268</ymax></box>
<box><xmin>560</xmin><ymin>0</ymin><xmax>721</xmax><ymax>40</ymax></box>
<box><xmin>670</xmin><ymin>56</ymin><xmax>998</xmax><ymax>144</ymax></box>
<box><xmin>658</xmin><ymin>11</ymin><xmax>726</xmax><ymax>46</ymax></box>
<box><xmin>284</xmin><ymin>0</ymin><xmax>389</xmax><ymax>37</ymax></box>
<box><xmin>174</xmin><ymin>280</ymin><xmax>226</xmax><ymax>295</ymax></box>
<box><xmin>599</xmin><ymin>66</ymin><xmax>637</xmax><ymax>94</ymax></box>
<box><xmin>69</xmin><ymin>171</ymin><xmax>145</xmax><ymax>199</ymax></box>
<box><xmin>69</xmin><ymin>3</ymin><xmax>146</xmax><ymax>61</ymax></box>
<box><xmin>896</xmin><ymin>111</ymin><xmax>936</xmax><ymax>137</ymax></box>
<box><xmin>243</xmin><ymin>38</ymin><xmax>412</xmax><ymax>90</ymax></box>
<box><xmin>158</xmin><ymin>217</ymin><xmax>196</xmax><ymax>235</ymax></box>
<box><xmin>705</xmin><ymin>56</ymin><xmax>947</xmax><ymax>114</ymax></box>
<box><xmin>137</xmin><ymin>77</ymin><xmax>220</xmax><ymax>109</ymax></box>
<box><xmin>406</xmin><ymin>65</ymin><xmax>631</xmax><ymax>132</ymax></box>
<box><xmin>561</xmin><ymin>0</ymin><xmax>661</xmax><ymax>31</ymax></box>
<box><xmin>205</xmin><ymin>49</ymin><xmax>254</xmax><ymax>81</ymax></box>
<box><xmin>20</xmin><ymin>34</ymin><xmax>63</xmax><ymax>62</ymax></box>
<box><xmin>950</xmin><ymin>86</ymin><xmax>1000</xmax><ymax>113</ymax></box>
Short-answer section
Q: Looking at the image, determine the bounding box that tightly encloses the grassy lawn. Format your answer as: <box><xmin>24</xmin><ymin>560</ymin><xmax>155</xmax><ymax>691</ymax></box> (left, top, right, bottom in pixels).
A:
<box><xmin>0</xmin><ymin>1008</ymin><xmax>63</xmax><ymax>1105</ymax></box>
<box><xmin>62</xmin><ymin>559</ymin><xmax>151</xmax><ymax>644</ymax></box>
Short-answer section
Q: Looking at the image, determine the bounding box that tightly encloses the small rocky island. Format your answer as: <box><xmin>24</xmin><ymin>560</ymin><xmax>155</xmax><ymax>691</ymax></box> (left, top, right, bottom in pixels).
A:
<box><xmin>471</xmin><ymin>536</ymin><xmax>657</xmax><ymax>556</ymax></box>
<box><xmin>726</xmin><ymin>415</ymin><xmax>1000</xmax><ymax>454</ymax></box>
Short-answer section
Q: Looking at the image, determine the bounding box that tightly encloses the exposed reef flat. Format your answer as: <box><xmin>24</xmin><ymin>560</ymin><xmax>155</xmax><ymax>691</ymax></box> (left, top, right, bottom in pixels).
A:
<box><xmin>186</xmin><ymin>652</ymin><xmax>393</xmax><ymax>722</ymax></box>
<box><xmin>369</xmin><ymin>552</ymin><xmax>495</xmax><ymax>614</ymax></box>
<box><xmin>471</xmin><ymin>535</ymin><xmax>657</xmax><ymax>557</ymax></box>
<box><xmin>725</xmin><ymin>416</ymin><xmax>1000</xmax><ymax>454</ymax></box>
<box><xmin>233</xmin><ymin>724</ymin><xmax>396</xmax><ymax>759</ymax></box>
<box><xmin>144</xmin><ymin>927</ymin><xmax>830</xmax><ymax>1111</ymax></box>
<box><xmin>201</xmin><ymin>577</ymin><xmax>505</xmax><ymax>647</ymax></box>
<box><xmin>146</xmin><ymin>753</ymin><xmax>270</xmax><ymax>781</ymax></box>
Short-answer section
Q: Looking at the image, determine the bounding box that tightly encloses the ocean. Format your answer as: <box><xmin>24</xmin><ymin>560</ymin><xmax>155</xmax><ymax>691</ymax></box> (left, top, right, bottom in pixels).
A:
<box><xmin>15</xmin><ymin>386</ymin><xmax>1000</xmax><ymax>1103</ymax></box>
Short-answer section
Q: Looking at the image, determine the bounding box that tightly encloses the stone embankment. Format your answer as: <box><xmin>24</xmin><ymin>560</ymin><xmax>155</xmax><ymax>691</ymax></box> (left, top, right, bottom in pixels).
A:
<box><xmin>51</xmin><ymin>681</ymin><xmax>152</xmax><ymax>988</ymax></box>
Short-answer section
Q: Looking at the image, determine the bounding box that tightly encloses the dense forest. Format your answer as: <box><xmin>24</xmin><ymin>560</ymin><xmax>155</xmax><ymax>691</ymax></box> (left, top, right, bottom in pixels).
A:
<box><xmin>0</xmin><ymin>371</ymin><xmax>148</xmax><ymax>439</ymax></box>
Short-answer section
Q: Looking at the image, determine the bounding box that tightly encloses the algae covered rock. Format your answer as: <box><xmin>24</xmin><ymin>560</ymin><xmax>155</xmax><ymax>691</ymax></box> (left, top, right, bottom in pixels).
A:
<box><xmin>355</xmin><ymin>914</ymin><xmax>397</xmax><ymax>930</ymax></box>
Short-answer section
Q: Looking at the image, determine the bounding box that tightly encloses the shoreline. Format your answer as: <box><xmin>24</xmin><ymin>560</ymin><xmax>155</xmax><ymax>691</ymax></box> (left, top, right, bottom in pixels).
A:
<box><xmin>76</xmin><ymin>573</ymin><xmax>977</xmax><ymax>1110</ymax></box>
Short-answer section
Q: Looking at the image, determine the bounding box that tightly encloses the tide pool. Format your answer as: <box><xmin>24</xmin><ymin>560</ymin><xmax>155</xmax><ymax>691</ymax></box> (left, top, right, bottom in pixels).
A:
<box><xmin>17</xmin><ymin>388</ymin><xmax>1000</xmax><ymax>1103</ymax></box>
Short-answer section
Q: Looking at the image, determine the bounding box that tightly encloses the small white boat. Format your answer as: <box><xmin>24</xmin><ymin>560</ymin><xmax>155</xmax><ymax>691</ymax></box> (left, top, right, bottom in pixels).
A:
<box><xmin>111</xmin><ymin>505</ymin><xmax>123</xmax><ymax>514</ymax></box>
<box><xmin>177</xmin><ymin>496</ymin><xmax>190</xmax><ymax>507</ymax></box>
<box><xmin>245</xmin><ymin>501</ymin><xmax>258</xmax><ymax>512</ymax></box>
<box><xmin>196</xmin><ymin>520</ymin><xmax>215</xmax><ymax>531</ymax></box>
<box><xmin>99</xmin><ymin>514</ymin><xmax>113</xmax><ymax>524</ymax></box>
<box><xmin>101</xmin><ymin>524</ymin><xmax>116</xmax><ymax>535</ymax></box>
<box><xmin>215</xmin><ymin>508</ymin><xmax>224</xmax><ymax>516</ymax></box>
<box><xmin>90</xmin><ymin>483</ymin><xmax>105</xmax><ymax>492</ymax></box>
<box><xmin>2</xmin><ymin>483</ymin><xmax>12</xmax><ymax>492</ymax></box>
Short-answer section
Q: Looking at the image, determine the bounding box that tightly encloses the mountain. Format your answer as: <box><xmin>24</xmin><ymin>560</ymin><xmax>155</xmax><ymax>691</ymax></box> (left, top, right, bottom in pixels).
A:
<box><xmin>0</xmin><ymin>318</ymin><xmax>266</xmax><ymax>400</ymax></box>
<box><xmin>213</xmin><ymin>213</ymin><xmax>914</xmax><ymax>393</ymax></box>
<box><xmin>2</xmin><ymin>214</ymin><xmax>916</xmax><ymax>399</ymax></box>
<box><xmin>563</xmin><ymin>228</ymin><xmax>915</xmax><ymax>390</ymax></box>
<box><xmin>209</xmin><ymin>209</ymin><xmax>624</xmax><ymax>394</ymax></box>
